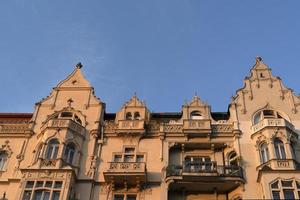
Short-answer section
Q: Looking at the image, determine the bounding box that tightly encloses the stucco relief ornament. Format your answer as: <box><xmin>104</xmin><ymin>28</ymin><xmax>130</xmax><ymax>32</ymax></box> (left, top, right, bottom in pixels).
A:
<box><xmin>0</xmin><ymin>140</ymin><xmax>13</xmax><ymax>157</ymax></box>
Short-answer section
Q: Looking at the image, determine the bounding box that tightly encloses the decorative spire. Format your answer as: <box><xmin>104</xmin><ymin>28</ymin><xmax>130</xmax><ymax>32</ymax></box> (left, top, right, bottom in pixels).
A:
<box><xmin>256</xmin><ymin>56</ymin><xmax>263</xmax><ymax>63</ymax></box>
<box><xmin>76</xmin><ymin>62</ymin><xmax>83</xmax><ymax>69</ymax></box>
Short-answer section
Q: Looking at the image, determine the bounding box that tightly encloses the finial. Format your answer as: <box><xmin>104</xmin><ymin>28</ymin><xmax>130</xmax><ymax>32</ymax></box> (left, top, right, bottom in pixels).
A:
<box><xmin>67</xmin><ymin>98</ymin><xmax>74</xmax><ymax>107</ymax></box>
<box><xmin>256</xmin><ymin>56</ymin><xmax>263</xmax><ymax>62</ymax></box>
<box><xmin>133</xmin><ymin>92</ymin><xmax>137</xmax><ymax>97</ymax></box>
<box><xmin>76</xmin><ymin>62</ymin><xmax>83</xmax><ymax>69</ymax></box>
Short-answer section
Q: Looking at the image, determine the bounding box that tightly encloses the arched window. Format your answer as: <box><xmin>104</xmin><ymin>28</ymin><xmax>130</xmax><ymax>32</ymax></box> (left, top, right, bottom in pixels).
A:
<box><xmin>274</xmin><ymin>138</ymin><xmax>286</xmax><ymax>159</ymax></box>
<box><xmin>259</xmin><ymin>142</ymin><xmax>270</xmax><ymax>164</ymax></box>
<box><xmin>0</xmin><ymin>151</ymin><xmax>8</xmax><ymax>171</ymax></box>
<box><xmin>228</xmin><ymin>151</ymin><xmax>238</xmax><ymax>166</ymax></box>
<box><xmin>134</xmin><ymin>112</ymin><xmax>141</xmax><ymax>120</ymax></box>
<box><xmin>126</xmin><ymin>112</ymin><xmax>132</xmax><ymax>120</ymax></box>
<box><xmin>64</xmin><ymin>143</ymin><xmax>76</xmax><ymax>164</ymax></box>
<box><xmin>190</xmin><ymin>111</ymin><xmax>203</xmax><ymax>120</ymax></box>
<box><xmin>46</xmin><ymin>139</ymin><xmax>59</xmax><ymax>160</ymax></box>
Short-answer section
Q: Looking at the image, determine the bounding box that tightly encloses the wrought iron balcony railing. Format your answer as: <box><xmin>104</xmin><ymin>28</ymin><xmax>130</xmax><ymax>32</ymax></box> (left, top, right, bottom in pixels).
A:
<box><xmin>166</xmin><ymin>161</ymin><xmax>243</xmax><ymax>178</ymax></box>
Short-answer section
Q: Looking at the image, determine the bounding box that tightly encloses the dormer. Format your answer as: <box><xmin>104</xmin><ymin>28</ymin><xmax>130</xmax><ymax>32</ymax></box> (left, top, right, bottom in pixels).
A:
<box><xmin>115</xmin><ymin>95</ymin><xmax>150</xmax><ymax>135</ymax></box>
<box><xmin>181</xmin><ymin>96</ymin><xmax>212</xmax><ymax>136</ymax></box>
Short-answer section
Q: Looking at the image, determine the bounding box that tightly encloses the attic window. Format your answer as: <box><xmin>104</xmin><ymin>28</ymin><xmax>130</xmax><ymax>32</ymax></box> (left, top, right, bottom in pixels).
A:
<box><xmin>190</xmin><ymin>111</ymin><xmax>203</xmax><ymax>120</ymax></box>
<box><xmin>134</xmin><ymin>112</ymin><xmax>141</xmax><ymax>120</ymax></box>
<box><xmin>126</xmin><ymin>112</ymin><xmax>132</xmax><ymax>120</ymax></box>
<box><xmin>260</xmin><ymin>73</ymin><xmax>265</xmax><ymax>78</ymax></box>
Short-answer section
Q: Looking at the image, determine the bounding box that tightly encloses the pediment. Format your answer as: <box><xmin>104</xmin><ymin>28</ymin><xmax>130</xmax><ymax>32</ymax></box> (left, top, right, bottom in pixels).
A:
<box><xmin>186</xmin><ymin>95</ymin><xmax>207</xmax><ymax>107</ymax></box>
<box><xmin>56</xmin><ymin>63</ymin><xmax>91</xmax><ymax>88</ymax></box>
<box><xmin>122</xmin><ymin>95</ymin><xmax>145</xmax><ymax>108</ymax></box>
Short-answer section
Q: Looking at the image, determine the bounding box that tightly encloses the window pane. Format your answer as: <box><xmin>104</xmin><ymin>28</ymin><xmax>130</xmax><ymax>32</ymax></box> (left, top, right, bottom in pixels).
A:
<box><xmin>272</xmin><ymin>191</ymin><xmax>280</xmax><ymax>200</ymax></box>
<box><xmin>36</xmin><ymin>181</ymin><xmax>44</xmax><ymax>187</ymax></box>
<box><xmin>271</xmin><ymin>181</ymin><xmax>279</xmax><ymax>189</ymax></box>
<box><xmin>114</xmin><ymin>155</ymin><xmax>122</xmax><ymax>162</ymax></box>
<box><xmin>33</xmin><ymin>190</ymin><xmax>43</xmax><ymax>200</ymax></box>
<box><xmin>124</xmin><ymin>155</ymin><xmax>134</xmax><ymax>162</ymax></box>
<box><xmin>53</xmin><ymin>146</ymin><xmax>59</xmax><ymax>159</ymax></box>
<box><xmin>22</xmin><ymin>191</ymin><xmax>32</xmax><ymax>200</ymax></box>
<box><xmin>52</xmin><ymin>192</ymin><xmax>60</xmax><ymax>200</ymax></box>
<box><xmin>283</xmin><ymin>190</ymin><xmax>295</xmax><ymax>200</ymax></box>
<box><xmin>43</xmin><ymin>191</ymin><xmax>50</xmax><ymax>200</ymax></box>
<box><xmin>125</xmin><ymin>148</ymin><xmax>135</xmax><ymax>154</ymax></box>
<box><xmin>127</xmin><ymin>195</ymin><xmax>137</xmax><ymax>200</ymax></box>
<box><xmin>114</xmin><ymin>195</ymin><xmax>124</xmax><ymax>200</ymax></box>
<box><xmin>60</xmin><ymin>112</ymin><xmax>73</xmax><ymax>118</ymax></box>
<box><xmin>282</xmin><ymin>180</ymin><xmax>293</xmax><ymax>188</ymax></box>
<box><xmin>45</xmin><ymin>181</ymin><xmax>52</xmax><ymax>188</ymax></box>
<box><xmin>136</xmin><ymin>155</ymin><xmax>144</xmax><ymax>162</ymax></box>
<box><xmin>54</xmin><ymin>181</ymin><xmax>63</xmax><ymax>188</ymax></box>
<box><xmin>297</xmin><ymin>181</ymin><xmax>300</xmax><ymax>189</ymax></box>
<box><xmin>25</xmin><ymin>181</ymin><xmax>34</xmax><ymax>188</ymax></box>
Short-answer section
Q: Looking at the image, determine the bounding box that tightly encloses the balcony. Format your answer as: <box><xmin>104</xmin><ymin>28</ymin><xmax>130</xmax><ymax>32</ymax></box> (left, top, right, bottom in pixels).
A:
<box><xmin>183</xmin><ymin>119</ymin><xmax>211</xmax><ymax>136</ymax></box>
<box><xmin>116</xmin><ymin>120</ymin><xmax>145</xmax><ymax>135</ymax></box>
<box><xmin>166</xmin><ymin>161</ymin><xmax>244</xmax><ymax>193</ymax></box>
<box><xmin>41</xmin><ymin>119</ymin><xmax>85</xmax><ymax>135</ymax></box>
<box><xmin>251</xmin><ymin>118</ymin><xmax>294</xmax><ymax>134</ymax></box>
<box><xmin>103</xmin><ymin>162</ymin><xmax>146</xmax><ymax>185</ymax></box>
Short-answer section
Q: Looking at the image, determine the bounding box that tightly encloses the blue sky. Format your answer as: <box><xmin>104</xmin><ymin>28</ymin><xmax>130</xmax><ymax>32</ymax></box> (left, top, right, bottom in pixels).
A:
<box><xmin>1</xmin><ymin>0</ymin><xmax>300</xmax><ymax>113</ymax></box>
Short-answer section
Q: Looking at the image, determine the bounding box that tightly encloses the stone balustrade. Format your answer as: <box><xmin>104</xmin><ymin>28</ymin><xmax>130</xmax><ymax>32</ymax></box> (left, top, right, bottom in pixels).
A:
<box><xmin>41</xmin><ymin>119</ymin><xmax>85</xmax><ymax>134</ymax></box>
<box><xmin>252</xmin><ymin>118</ymin><xmax>294</xmax><ymax>134</ymax></box>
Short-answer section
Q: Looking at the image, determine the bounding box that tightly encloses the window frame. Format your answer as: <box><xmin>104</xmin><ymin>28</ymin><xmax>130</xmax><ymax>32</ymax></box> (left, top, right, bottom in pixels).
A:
<box><xmin>259</xmin><ymin>142</ymin><xmax>270</xmax><ymax>164</ymax></box>
<box><xmin>63</xmin><ymin>142</ymin><xmax>76</xmax><ymax>164</ymax></box>
<box><xmin>0</xmin><ymin>151</ymin><xmax>8</xmax><ymax>171</ymax></box>
<box><xmin>270</xmin><ymin>179</ymin><xmax>300</xmax><ymax>200</ymax></box>
<box><xmin>45</xmin><ymin>139</ymin><xmax>60</xmax><ymax>160</ymax></box>
<box><xmin>22</xmin><ymin>180</ymin><xmax>63</xmax><ymax>200</ymax></box>
<box><xmin>274</xmin><ymin>138</ymin><xmax>286</xmax><ymax>160</ymax></box>
<box><xmin>112</xmin><ymin>146</ymin><xmax>146</xmax><ymax>163</ymax></box>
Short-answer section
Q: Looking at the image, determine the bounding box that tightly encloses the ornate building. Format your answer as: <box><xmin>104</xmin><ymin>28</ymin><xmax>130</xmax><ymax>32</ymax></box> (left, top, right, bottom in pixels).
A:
<box><xmin>1</xmin><ymin>58</ymin><xmax>300</xmax><ymax>200</ymax></box>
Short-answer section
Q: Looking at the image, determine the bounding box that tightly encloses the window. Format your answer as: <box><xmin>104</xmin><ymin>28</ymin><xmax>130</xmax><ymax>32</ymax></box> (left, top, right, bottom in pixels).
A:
<box><xmin>274</xmin><ymin>138</ymin><xmax>286</xmax><ymax>159</ymax></box>
<box><xmin>228</xmin><ymin>151</ymin><xmax>238</xmax><ymax>166</ymax></box>
<box><xmin>0</xmin><ymin>151</ymin><xmax>8</xmax><ymax>171</ymax></box>
<box><xmin>259</xmin><ymin>142</ymin><xmax>270</xmax><ymax>164</ymax></box>
<box><xmin>134</xmin><ymin>112</ymin><xmax>141</xmax><ymax>120</ymax></box>
<box><xmin>184</xmin><ymin>156</ymin><xmax>214</xmax><ymax>172</ymax></box>
<box><xmin>271</xmin><ymin>179</ymin><xmax>300</xmax><ymax>200</ymax></box>
<box><xmin>22</xmin><ymin>180</ymin><xmax>62</xmax><ymax>200</ymax></box>
<box><xmin>190</xmin><ymin>111</ymin><xmax>203</xmax><ymax>120</ymax></box>
<box><xmin>46</xmin><ymin>139</ymin><xmax>59</xmax><ymax>160</ymax></box>
<box><xmin>114</xmin><ymin>194</ymin><xmax>137</xmax><ymax>200</ymax></box>
<box><xmin>112</xmin><ymin>147</ymin><xmax>145</xmax><ymax>163</ymax></box>
<box><xmin>64</xmin><ymin>143</ymin><xmax>75</xmax><ymax>164</ymax></box>
<box><xmin>126</xmin><ymin>112</ymin><xmax>132</xmax><ymax>120</ymax></box>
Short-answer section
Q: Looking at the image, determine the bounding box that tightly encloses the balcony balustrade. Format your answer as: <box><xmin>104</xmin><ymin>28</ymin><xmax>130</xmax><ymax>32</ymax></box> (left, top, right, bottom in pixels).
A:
<box><xmin>183</xmin><ymin>119</ymin><xmax>211</xmax><ymax>135</ymax></box>
<box><xmin>116</xmin><ymin>120</ymin><xmax>145</xmax><ymax>134</ymax></box>
<box><xmin>41</xmin><ymin>119</ymin><xmax>85</xmax><ymax>135</ymax></box>
<box><xmin>166</xmin><ymin>161</ymin><xmax>244</xmax><ymax>193</ymax></box>
<box><xmin>252</xmin><ymin>118</ymin><xmax>294</xmax><ymax>134</ymax></box>
<box><xmin>104</xmin><ymin>162</ymin><xmax>146</xmax><ymax>185</ymax></box>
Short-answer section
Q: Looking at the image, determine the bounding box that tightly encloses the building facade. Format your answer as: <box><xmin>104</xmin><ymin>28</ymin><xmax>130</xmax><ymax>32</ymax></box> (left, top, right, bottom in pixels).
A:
<box><xmin>1</xmin><ymin>58</ymin><xmax>300</xmax><ymax>200</ymax></box>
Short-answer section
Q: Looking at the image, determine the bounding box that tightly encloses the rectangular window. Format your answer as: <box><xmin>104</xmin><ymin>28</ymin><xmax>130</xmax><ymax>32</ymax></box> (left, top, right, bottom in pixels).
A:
<box><xmin>114</xmin><ymin>155</ymin><xmax>122</xmax><ymax>162</ymax></box>
<box><xmin>22</xmin><ymin>181</ymin><xmax>62</xmax><ymax>200</ymax></box>
<box><xmin>125</xmin><ymin>148</ymin><xmax>135</xmax><ymax>154</ymax></box>
<box><xmin>124</xmin><ymin>155</ymin><xmax>134</xmax><ymax>162</ymax></box>
<box><xmin>272</xmin><ymin>191</ymin><xmax>280</xmax><ymax>200</ymax></box>
<box><xmin>136</xmin><ymin>155</ymin><xmax>144</xmax><ymax>162</ymax></box>
<box><xmin>283</xmin><ymin>190</ymin><xmax>295</xmax><ymax>200</ymax></box>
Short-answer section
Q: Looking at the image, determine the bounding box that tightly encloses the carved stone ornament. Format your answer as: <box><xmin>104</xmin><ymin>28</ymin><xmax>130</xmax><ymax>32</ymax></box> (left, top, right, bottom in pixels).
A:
<box><xmin>0</xmin><ymin>140</ymin><xmax>13</xmax><ymax>157</ymax></box>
